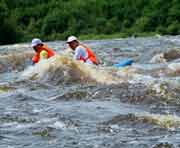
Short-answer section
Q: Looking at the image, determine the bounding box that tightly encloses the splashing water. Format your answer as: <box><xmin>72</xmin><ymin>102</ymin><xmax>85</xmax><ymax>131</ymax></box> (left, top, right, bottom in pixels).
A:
<box><xmin>21</xmin><ymin>55</ymin><xmax>127</xmax><ymax>85</ymax></box>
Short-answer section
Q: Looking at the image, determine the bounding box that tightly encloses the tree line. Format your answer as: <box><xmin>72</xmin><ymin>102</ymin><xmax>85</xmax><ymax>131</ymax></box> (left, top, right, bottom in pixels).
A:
<box><xmin>0</xmin><ymin>0</ymin><xmax>180</xmax><ymax>45</ymax></box>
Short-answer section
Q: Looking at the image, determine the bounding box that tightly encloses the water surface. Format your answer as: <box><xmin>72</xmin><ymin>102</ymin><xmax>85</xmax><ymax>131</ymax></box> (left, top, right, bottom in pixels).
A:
<box><xmin>1</xmin><ymin>36</ymin><xmax>180</xmax><ymax>148</ymax></box>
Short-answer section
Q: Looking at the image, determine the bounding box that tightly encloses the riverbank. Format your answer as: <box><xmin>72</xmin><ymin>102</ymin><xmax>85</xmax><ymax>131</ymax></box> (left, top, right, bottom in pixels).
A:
<box><xmin>79</xmin><ymin>32</ymin><xmax>158</xmax><ymax>40</ymax></box>
<box><xmin>1</xmin><ymin>0</ymin><xmax>180</xmax><ymax>45</ymax></box>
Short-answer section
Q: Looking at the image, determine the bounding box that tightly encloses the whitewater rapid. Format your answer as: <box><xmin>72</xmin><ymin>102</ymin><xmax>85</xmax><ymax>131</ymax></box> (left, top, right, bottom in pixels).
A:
<box><xmin>1</xmin><ymin>36</ymin><xmax>180</xmax><ymax>148</ymax></box>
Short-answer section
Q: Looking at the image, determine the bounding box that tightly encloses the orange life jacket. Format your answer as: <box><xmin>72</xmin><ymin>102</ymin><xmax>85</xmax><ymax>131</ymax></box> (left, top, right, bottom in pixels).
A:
<box><xmin>79</xmin><ymin>44</ymin><xmax>100</xmax><ymax>65</ymax></box>
<box><xmin>32</xmin><ymin>44</ymin><xmax>56</xmax><ymax>64</ymax></box>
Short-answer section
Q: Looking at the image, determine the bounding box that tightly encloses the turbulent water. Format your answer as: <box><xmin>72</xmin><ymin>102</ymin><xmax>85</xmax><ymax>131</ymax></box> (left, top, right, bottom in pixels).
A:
<box><xmin>1</xmin><ymin>36</ymin><xmax>180</xmax><ymax>148</ymax></box>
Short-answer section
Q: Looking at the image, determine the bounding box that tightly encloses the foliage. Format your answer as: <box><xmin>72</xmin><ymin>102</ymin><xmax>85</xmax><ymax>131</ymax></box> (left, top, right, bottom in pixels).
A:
<box><xmin>1</xmin><ymin>0</ymin><xmax>180</xmax><ymax>44</ymax></box>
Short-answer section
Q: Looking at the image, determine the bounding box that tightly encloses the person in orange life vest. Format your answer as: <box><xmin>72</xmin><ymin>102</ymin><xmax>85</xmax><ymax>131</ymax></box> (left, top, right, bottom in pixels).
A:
<box><xmin>66</xmin><ymin>36</ymin><xmax>100</xmax><ymax>65</ymax></box>
<box><xmin>31</xmin><ymin>38</ymin><xmax>56</xmax><ymax>64</ymax></box>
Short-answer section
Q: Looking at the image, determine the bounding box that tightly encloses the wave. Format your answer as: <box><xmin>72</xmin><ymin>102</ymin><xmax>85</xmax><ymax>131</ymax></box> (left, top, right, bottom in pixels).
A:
<box><xmin>0</xmin><ymin>51</ymin><xmax>34</xmax><ymax>73</ymax></box>
<box><xmin>101</xmin><ymin>113</ymin><xmax>180</xmax><ymax>129</ymax></box>
<box><xmin>21</xmin><ymin>55</ymin><xmax>127</xmax><ymax>85</ymax></box>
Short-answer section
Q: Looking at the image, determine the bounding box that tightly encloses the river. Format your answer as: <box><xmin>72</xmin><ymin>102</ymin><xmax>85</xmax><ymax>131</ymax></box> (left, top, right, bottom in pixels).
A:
<box><xmin>0</xmin><ymin>36</ymin><xmax>180</xmax><ymax>148</ymax></box>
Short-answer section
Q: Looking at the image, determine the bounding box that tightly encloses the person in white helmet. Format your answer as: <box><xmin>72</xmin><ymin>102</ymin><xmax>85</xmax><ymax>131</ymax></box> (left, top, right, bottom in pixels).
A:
<box><xmin>66</xmin><ymin>36</ymin><xmax>100</xmax><ymax>65</ymax></box>
<box><xmin>31</xmin><ymin>38</ymin><xmax>56</xmax><ymax>64</ymax></box>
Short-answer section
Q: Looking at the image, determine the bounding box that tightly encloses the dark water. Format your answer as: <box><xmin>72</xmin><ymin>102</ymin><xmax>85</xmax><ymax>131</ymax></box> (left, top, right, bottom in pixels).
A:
<box><xmin>1</xmin><ymin>36</ymin><xmax>180</xmax><ymax>148</ymax></box>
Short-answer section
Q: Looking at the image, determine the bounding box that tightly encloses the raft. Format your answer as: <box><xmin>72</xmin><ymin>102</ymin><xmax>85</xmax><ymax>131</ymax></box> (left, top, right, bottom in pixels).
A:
<box><xmin>113</xmin><ymin>58</ymin><xmax>134</xmax><ymax>68</ymax></box>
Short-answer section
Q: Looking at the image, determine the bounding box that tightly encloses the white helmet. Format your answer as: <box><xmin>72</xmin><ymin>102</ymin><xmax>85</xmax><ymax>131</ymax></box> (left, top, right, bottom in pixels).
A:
<box><xmin>31</xmin><ymin>38</ymin><xmax>42</xmax><ymax>47</ymax></box>
<box><xmin>66</xmin><ymin>36</ymin><xmax>78</xmax><ymax>43</ymax></box>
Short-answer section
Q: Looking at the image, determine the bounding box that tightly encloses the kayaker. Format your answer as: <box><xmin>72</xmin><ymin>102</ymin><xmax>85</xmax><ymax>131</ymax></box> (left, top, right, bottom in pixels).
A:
<box><xmin>66</xmin><ymin>36</ymin><xmax>100</xmax><ymax>65</ymax></box>
<box><xmin>31</xmin><ymin>38</ymin><xmax>56</xmax><ymax>64</ymax></box>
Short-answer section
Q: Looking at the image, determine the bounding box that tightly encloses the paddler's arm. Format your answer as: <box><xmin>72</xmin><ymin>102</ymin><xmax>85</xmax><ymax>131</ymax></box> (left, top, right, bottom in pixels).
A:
<box><xmin>32</xmin><ymin>55</ymin><xmax>38</xmax><ymax>65</ymax></box>
<box><xmin>74</xmin><ymin>47</ymin><xmax>87</xmax><ymax>60</ymax></box>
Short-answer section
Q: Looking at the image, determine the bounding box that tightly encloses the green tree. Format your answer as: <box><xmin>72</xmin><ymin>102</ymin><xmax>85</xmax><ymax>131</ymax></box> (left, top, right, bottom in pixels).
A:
<box><xmin>0</xmin><ymin>0</ymin><xmax>21</xmax><ymax>44</ymax></box>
